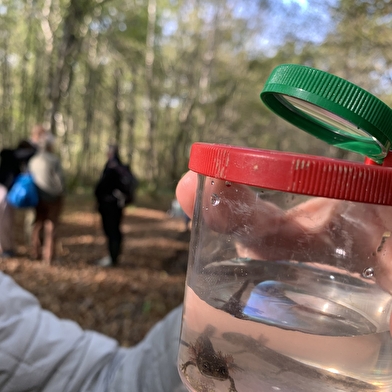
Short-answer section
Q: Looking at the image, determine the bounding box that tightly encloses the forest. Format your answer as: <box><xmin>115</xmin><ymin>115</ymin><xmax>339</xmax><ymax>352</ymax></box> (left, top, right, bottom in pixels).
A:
<box><xmin>1</xmin><ymin>0</ymin><xmax>392</xmax><ymax>194</ymax></box>
<box><xmin>1</xmin><ymin>0</ymin><xmax>392</xmax><ymax>366</ymax></box>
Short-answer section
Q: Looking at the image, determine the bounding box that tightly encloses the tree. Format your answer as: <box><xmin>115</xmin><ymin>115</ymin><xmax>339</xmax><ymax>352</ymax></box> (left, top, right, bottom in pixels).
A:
<box><xmin>3</xmin><ymin>0</ymin><xmax>388</xmax><ymax>193</ymax></box>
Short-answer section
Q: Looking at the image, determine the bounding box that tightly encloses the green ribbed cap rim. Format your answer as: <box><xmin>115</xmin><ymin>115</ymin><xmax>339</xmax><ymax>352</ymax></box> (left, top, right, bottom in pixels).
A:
<box><xmin>260</xmin><ymin>64</ymin><xmax>392</xmax><ymax>162</ymax></box>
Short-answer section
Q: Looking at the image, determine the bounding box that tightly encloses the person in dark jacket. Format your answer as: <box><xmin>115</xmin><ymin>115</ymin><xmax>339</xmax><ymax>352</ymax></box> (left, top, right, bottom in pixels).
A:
<box><xmin>0</xmin><ymin>140</ymin><xmax>37</xmax><ymax>258</ymax></box>
<box><xmin>94</xmin><ymin>145</ymin><xmax>126</xmax><ymax>267</ymax></box>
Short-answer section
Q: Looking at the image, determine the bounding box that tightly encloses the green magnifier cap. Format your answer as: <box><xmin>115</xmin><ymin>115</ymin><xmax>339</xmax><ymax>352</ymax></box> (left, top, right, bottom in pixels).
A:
<box><xmin>260</xmin><ymin>64</ymin><xmax>392</xmax><ymax>162</ymax></box>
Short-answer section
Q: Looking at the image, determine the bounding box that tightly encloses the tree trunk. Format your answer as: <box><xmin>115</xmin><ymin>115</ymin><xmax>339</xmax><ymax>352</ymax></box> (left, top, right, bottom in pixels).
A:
<box><xmin>113</xmin><ymin>67</ymin><xmax>123</xmax><ymax>143</ymax></box>
<box><xmin>144</xmin><ymin>0</ymin><xmax>157</xmax><ymax>181</ymax></box>
<box><xmin>0</xmin><ymin>31</ymin><xmax>13</xmax><ymax>145</ymax></box>
<box><xmin>45</xmin><ymin>0</ymin><xmax>87</xmax><ymax>135</ymax></box>
<box><xmin>124</xmin><ymin>64</ymin><xmax>138</xmax><ymax>170</ymax></box>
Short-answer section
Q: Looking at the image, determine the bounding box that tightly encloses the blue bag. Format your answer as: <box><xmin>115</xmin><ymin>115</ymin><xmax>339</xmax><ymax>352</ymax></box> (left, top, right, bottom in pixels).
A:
<box><xmin>6</xmin><ymin>173</ymin><xmax>39</xmax><ymax>208</ymax></box>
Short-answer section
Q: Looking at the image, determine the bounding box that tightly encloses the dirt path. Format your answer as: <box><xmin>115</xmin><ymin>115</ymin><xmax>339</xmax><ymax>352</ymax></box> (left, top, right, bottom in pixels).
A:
<box><xmin>1</xmin><ymin>195</ymin><xmax>189</xmax><ymax>347</ymax></box>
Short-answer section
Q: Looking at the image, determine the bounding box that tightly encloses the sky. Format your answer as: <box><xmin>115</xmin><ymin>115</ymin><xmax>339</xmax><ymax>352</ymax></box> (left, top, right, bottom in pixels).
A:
<box><xmin>162</xmin><ymin>0</ymin><xmax>336</xmax><ymax>58</ymax></box>
<box><xmin>283</xmin><ymin>0</ymin><xmax>309</xmax><ymax>9</ymax></box>
<box><xmin>244</xmin><ymin>0</ymin><xmax>336</xmax><ymax>57</ymax></box>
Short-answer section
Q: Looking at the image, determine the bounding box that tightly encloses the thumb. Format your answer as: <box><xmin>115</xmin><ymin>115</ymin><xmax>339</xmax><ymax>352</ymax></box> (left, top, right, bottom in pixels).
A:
<box><xmin>176</xmin><ymin>171</ymin><xmax>198</xmax><ymax>219</ymax></box>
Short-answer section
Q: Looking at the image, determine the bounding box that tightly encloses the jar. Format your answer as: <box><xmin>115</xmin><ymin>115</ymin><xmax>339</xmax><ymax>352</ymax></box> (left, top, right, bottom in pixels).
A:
<box><xmin>178</xmin><ymin>64</ymin><xmax>392</xmax><ymax>392</ymax></box>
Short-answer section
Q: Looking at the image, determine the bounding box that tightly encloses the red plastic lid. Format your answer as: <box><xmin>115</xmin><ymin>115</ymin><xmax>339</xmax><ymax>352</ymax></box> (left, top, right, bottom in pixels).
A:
<box><xmin>189</xmin><ymin>143</ymin><xmax>392</xmax><ymax>206</ymax></box>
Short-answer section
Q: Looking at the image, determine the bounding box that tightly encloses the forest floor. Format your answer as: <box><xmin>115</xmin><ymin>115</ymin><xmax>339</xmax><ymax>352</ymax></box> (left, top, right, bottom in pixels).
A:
<box><xmin>1</xmin><ymin>194</ymin><xmax>189</xmax><ymax>347</ymax></box>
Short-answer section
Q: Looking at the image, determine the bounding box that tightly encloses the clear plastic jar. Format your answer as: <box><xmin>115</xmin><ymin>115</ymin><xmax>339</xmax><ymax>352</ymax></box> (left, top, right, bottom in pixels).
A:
<box><xmin>178</xmin><ymin>143</ymin><xmax>392</xmax><ymax>392</ymax></box>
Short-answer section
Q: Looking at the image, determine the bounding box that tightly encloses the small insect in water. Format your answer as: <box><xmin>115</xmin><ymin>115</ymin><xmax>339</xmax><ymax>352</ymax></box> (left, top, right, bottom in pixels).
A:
<box><xmin>181</xmin><ymin>325</ymin><xmax>240</xmax><ymax>392</ymax></box>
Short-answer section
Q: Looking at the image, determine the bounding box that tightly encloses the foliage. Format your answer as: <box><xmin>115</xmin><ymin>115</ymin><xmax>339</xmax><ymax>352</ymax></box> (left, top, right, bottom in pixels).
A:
<box><xmin>0</xmin><ymin>0</ymin><xmax>390</xmax><ymax>192</ymax></box>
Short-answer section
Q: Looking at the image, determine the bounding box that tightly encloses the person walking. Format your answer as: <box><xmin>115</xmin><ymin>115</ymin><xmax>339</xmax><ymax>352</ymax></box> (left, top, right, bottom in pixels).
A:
<box><xmin>28</xmin><ymin>132</ymin><xmax>65</xmax><ymax>264</ymax></box>
<box><xmin>94</xmin><ymin>145</ymin><xmax>130</xmax><ymax>267</ymax></box>
<box><xmin>23</xmin><ymin>124</ymin><xmax>47</xmax><ymax>246</ymax></box>
<box><xmin>0</xmin><ymin>139</ymin><xmax>37</xmax><ymax>258</ymax></box>
<box><xmin>0</xmin><ymin>148</ymin><xmax>20</xmax><ymax>258</ymax></box>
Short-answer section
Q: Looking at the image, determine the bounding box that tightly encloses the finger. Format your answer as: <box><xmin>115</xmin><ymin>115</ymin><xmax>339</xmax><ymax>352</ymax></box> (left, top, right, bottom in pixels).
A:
<box><xmin>176</xmin><ymin>171</ymin><xmax>198</xmax><ymax>219</ymax></box>
<box><xmin>176</xmin><ymin>174</ymin><xmax>304</xmax><ymax>249</ymax></box>
<box><xmin>175</xmin><ymin>173</ymin><xmax>263</xmax><ymax>232</ymax></box>
<box><xmin>200</xmin><ymin>178</ymin><xmax>280</xmax><ymax>234</ymax></box>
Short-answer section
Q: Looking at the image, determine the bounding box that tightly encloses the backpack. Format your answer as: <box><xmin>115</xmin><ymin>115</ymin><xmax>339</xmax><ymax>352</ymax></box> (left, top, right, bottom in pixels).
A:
<box><xmin>7</xmin><ymin>172</ymin><xmax>39</xmax><ymax>208</ymax></box>
<box><xmin>114</xmin><ymin>164</ymin><xmax>138</xmax><ymax>206</ymax></box>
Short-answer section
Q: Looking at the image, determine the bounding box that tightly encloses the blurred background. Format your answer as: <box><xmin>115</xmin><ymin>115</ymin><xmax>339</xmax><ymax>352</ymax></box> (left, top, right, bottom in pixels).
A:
<box><xmin>1</xmin><ymin>0</ymin><xmax>391</xmax><ymax>197</ymax></box>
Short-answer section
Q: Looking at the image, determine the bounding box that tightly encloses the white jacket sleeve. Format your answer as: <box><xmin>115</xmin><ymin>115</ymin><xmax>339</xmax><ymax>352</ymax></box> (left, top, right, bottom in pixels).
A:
<box><xmin>109</xmin><ymin>305</ymin><xmax>187</xmax><ymax>392</ymax></box>
<box><xmin>0</xmin><ymin>271</ymin><xmax>187</xmax><ymax>392</ymax></box>
<box><xmin>0</xmin><ymin>272</ymin><xmax>123</xmax><ymax>392</ymax></box>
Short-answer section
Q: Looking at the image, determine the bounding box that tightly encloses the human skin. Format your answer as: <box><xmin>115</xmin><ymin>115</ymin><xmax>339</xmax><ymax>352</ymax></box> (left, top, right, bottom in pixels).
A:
<box><xmin>176</xmin><ymin>170</ymin><xmax>392</xmax><ymax>334</ymax></box>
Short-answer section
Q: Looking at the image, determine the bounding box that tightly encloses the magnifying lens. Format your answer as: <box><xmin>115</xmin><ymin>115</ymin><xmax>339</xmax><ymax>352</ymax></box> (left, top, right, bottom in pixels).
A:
<box><xmin>260</xmin><ymin>64</ymin><xmax>392</xmax><ymax>163</ymax></box>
